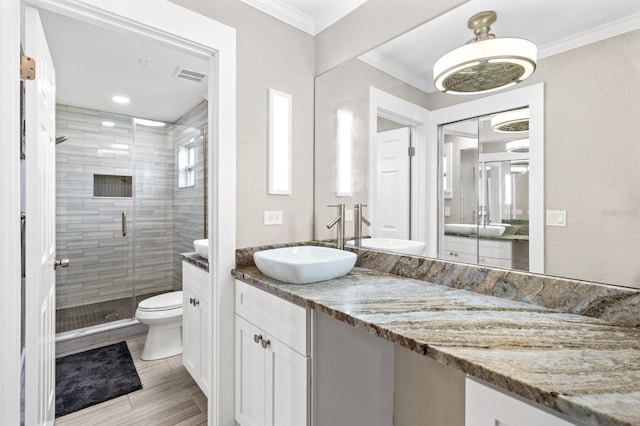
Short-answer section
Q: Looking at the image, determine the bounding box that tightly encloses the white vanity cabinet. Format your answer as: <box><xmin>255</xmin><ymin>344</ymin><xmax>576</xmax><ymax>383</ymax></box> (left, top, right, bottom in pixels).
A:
<box><xmin>182</xmin><ymin>261</ymin><xmax>210</xmax><ymax>397</ymax></box>
<box><xmin>443</xmin><ymin>235</ymin><xmax>513</xmax><ymax>269</ymax></box>
<box><xmin>466</xmin><ymin>378</ymin><xmax>577</xmax><ymax>426</ymax></box>
<box><xmin>235</xmin><ymin>280</ymin><xmax>310</xmax><ymax>426</ymax></box>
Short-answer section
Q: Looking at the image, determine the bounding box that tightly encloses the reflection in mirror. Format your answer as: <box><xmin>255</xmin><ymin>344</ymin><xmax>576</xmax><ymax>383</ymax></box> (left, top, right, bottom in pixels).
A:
<box><xmin>314</xmin><ymin>0</ymin><xmax>640</xmax><ymax>289</ymax></box>
<box><xmin>441</xmin><ymin>110</ymin><xmax>531</xmax><ymax>271</ymax></box>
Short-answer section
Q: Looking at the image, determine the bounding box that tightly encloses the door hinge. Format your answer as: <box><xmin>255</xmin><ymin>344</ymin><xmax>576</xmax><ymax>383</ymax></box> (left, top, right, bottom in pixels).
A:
<box><xmin>21</xmin><ymin>56</ymin><xmax>36</xmax><ymax>81</ymax></box>
<box><xmin>408</xmin><ymin>146</ymin><xmax>416</xmax><ymax>157</ymax></box>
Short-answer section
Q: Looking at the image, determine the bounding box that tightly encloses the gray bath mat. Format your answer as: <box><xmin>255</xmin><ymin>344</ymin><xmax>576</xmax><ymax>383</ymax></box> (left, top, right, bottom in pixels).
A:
<box><xmin>55</xmin><ymin>341</ymin><xmax>142</xmax><ymax>417</ymax></box>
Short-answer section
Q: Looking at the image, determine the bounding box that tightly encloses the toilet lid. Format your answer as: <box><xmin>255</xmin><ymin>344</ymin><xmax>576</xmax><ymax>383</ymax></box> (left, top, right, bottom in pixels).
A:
<box><xmin>138</xmin><ymin>291</ymin><xmax>183</xmax><ymax>311</ymax></box>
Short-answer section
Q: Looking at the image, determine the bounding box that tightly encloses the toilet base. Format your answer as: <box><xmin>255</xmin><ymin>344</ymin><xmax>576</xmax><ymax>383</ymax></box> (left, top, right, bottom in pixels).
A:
<box><xmin>141</xmin><ymin>324</ymin><xmax>183</xmax><ymax>361</ymax></box>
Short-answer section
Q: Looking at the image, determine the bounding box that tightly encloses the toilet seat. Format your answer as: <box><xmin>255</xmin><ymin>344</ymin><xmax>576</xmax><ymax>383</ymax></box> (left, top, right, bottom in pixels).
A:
<box><xmin>137</xmin><ymin>291</ymin><xmax>183</xmax><ymax>312</ymax></box>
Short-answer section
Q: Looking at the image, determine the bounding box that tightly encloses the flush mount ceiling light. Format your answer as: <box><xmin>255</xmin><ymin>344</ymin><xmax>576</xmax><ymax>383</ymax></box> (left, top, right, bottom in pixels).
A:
<box><xmin>506</xmin><ymin>138</ymin><xmax>529</xmax><ymax>153</ymax></box>
<box><xmin>491</xmin><ymin>108</ymin><xmax>529</xmax><ymax>132</ymax></box>
<box><xmin>433</xmin><ymin>11</ymin><xmax>537</xmax><ymax>95</ymax></box>
<box><xmin>133</xmin><ymin>118</ymin><xmax>165</xmax><ymax>127</ymax></box>
<box><xmin>112</xmin><ymin>95</ymin><xmax>130</xmax><ymax>104</ymax></box>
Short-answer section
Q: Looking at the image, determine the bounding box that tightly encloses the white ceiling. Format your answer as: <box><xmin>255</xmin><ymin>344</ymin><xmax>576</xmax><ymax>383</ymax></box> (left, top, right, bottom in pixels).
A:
<box><xmin>38</xmin><ymin>1</ymin><xmax>640</xmax><ymax>124</ymax></box>
<box><xmin>240</xmin><ymin>0</ymin><xmax>369</xmax><ymax>35</ymax></box>
<box><xmin>39</xmin><ymin>10</ymin><xmax>209</xmax><ymax>123</ymax></box>
<box><xmin>359</xmin><ymin>0</ymin><xmax>640</xmax><ymax>93</ymax></box>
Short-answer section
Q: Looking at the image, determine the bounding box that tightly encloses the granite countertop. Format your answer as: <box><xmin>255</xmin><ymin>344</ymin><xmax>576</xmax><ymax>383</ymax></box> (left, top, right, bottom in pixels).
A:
<box><xmin>233</xmin><ymin>266</ymin><xmax>640</xmax><ymax>426</ymax></box>
<box><xmin>181</xmin><ymin>252</ymin><xmax>209</xmax><ymax>272</ymax></box>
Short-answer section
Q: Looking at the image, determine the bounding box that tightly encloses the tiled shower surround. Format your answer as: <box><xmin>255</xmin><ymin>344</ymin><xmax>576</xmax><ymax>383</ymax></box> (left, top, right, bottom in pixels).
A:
<box><xmin>55</xmin><ymin>103</ymin><xmax>206</xmax><ymax>311</ymax></box>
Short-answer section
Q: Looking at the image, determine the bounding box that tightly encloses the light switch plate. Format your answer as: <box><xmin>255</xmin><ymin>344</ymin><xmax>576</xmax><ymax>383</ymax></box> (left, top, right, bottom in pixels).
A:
<box><xmin>546</xmin><ymin>210</ymin><xmax>566</xmax><ymax>227</ymax></box>
<box><xmin>264</xmin><ymin>210</ymin><xmax>283</xmax><ymax>225</ymax></box>
<box><xmin>345</xmin><ymin>209</ymin><xmax>354</xmax><ymax>222</ymax></box>
<box><xmin>444</xmin><ymin>207</ymin><xmax>451</xmax><ymax>217</ymax></box>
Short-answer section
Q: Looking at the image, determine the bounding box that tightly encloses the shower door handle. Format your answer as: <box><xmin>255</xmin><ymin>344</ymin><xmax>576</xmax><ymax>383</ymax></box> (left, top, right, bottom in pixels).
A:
<box><xmin>122</xmin><ymin>212</ymin><xmax>127</xmax><ymax>237</ymax></box>
<box><xmin>54</xmin><ymin>259</ymin><xmax>70</xmax><ymax>270</ymax></box>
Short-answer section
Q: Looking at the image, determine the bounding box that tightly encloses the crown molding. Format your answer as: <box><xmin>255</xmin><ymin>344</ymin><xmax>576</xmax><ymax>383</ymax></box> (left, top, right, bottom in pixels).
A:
<box><xmin>241</xmin><ymin>0</ymin><xmax>315</xmax><ymax>34</ymax></box>
<box><xmin>358</xmin><ymin>51</ymin><xmax>434</xmax><ymax>93</ymax></box>
<box><xmin>314</xmin><ymin>0</ymin><xmax>368</xmax><ymax>34</ymax></box>
<box><xmin>241</xmin><ymin>0</ymin><xmax>367</xmax><ymax>35</ymax></box>
<box><xmin>538</xmin><ymin>12</ymin><xmax>640</xmax><ymax>58</ymax></box>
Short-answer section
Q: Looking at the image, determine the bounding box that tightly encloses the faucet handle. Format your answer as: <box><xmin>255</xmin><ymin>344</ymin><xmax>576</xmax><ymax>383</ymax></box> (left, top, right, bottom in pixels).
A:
<box><xmin>354</xmin><ymin>203</ymin><xmax>368</xmax><ymax>208</ymax></box>
<box><xmin>327</xmin><ymin>203</ymin><xmax>345</xmax><ymax>208</ymax></box>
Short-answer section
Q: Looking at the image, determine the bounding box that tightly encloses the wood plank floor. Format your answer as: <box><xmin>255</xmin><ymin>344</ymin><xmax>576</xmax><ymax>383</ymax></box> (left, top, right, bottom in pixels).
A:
<box><xmin>55</xmin><ymin>335</ymin><xmax>207</xmax><ymax>425</ymax></box>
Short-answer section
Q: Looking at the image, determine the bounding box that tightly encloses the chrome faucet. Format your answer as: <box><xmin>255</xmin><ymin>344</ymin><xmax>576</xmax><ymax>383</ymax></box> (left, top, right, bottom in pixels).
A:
<box><xmin>326</xmin><ymin>203</ymin><xmax>346</xmax><ymax>250</ymax></box>
<box><xmin>353</xmin><ymin>203</ymin><xmax>371</xmax><ymax>247</ymax></box>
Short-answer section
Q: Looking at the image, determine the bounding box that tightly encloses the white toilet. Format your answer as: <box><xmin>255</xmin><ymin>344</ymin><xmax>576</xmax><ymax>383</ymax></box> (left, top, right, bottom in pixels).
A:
<box><xmin>135</xmin><ymin>291</ymin><xmax>183</xmax><ymax>360</ymax></box>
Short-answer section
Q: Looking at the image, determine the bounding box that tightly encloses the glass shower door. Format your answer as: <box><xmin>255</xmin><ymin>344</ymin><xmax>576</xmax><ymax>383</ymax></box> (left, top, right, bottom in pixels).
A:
<box><xmin>55</xmin><ymin>107</ymin><xmax>136</xmax><ymax>334</ymax></box>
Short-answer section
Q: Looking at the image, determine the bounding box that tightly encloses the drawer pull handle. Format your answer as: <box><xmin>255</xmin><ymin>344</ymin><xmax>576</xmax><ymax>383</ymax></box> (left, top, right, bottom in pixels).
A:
<box><xmin>254</xmin><ymin>334</ymin><xmax>263</xmax><ymax>344</ymax></box>
<box><xmin>261</xmin><ymin>339</ymin><xmax>271</xmax><ymax>349</ymax></box>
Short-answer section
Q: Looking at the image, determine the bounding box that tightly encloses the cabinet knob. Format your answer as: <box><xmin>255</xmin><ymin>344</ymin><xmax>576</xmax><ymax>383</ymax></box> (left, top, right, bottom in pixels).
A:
<box><xmin>261</xmin><ymin>338</ymin><xmax>271</xmax><ymax>349</ymax></box>
<box><xmin>193</xmin><ymin>299</ymin><xmax>200</xmax><ymax>307</ymax></box>
<box><xmin>254</xmin><ymin>334</ymin><xmax>263</xmax><ymax>344</ymax></box>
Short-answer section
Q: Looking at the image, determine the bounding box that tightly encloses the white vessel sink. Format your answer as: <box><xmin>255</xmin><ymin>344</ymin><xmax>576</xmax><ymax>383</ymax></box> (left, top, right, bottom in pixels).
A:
<box><xmin>478</xmin><ymin>225</ymin><xmax>506</xmax><ymax>237</ymax></box>
<box><xmin>346</xmin><ymin>238</ymin><xmax>426</xmax><ymax>256</ymax></box>
<box><xmin>194</xmin><ymin>239</ymin><xmax>208</xmax><ymax>259</ymax></box>
<box><xmin>444</xmin><ymin>224</ymin><xmax>505</xmax><ymax>237</ymax></box>
<box><xmin>253</xmin><ymin>246</ymin><xmax>357</xmax><ymax>284</ymax></box>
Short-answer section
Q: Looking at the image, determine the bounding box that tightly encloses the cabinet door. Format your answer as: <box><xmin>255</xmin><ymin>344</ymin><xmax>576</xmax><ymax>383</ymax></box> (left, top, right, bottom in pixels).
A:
<box><xmin>183</xmin><ymin>288</ymin><xmax>201</xmax><ymax>383</ymax></box>
<box><xmin>236</xmin><ymin>315</ymin><xmax>267</xmax><ymax>426</ymax></box>
<box><xmin>265</xmin><ymin>336</ymin><xmax>310</xmax><ymax>426</ymax></box>
<box><xmin>466</xmin><ymin>378</ymin><xmax>576</xmax><ymax>426</ymax></box>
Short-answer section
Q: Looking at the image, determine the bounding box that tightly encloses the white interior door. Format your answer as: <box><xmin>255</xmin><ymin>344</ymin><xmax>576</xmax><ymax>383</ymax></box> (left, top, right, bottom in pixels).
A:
<box><xmin>374</xmin><ymin>128</ymin><xmax>411</xmax><ymax>239</ymax></box>
<box><xmin>24</xmin><ymin>6</ymin><xmax>57</xmax><ymax>425</ymax></box>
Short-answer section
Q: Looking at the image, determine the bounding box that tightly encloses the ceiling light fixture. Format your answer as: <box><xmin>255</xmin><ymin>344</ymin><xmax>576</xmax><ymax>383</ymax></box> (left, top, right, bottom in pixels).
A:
<box><xmin>112</xmin><ymin>95</ymin><xmax>130</xmax><ymax>104</ymax></box>
<box><xmin>491</xmin><ymin>108</ymin><xmax>529</xmax><ymax>132</ymax></box>
<box><xmin>433</xmin><ymin>11</ymin><xmax>537</xmax><ymax>95</ymax></box>
<box><xmin>133</xmin><ymin>118</ymin><xmax>165</xmax><ymax>127</ymax></box>
<box><xmin>506</xmin><ymin>138</ymin><xmax>529</xmax><ymax>153</ymax></box>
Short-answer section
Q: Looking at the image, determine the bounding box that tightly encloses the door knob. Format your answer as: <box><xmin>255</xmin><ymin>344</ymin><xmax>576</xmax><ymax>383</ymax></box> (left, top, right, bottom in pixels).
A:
<box><xmin>54</xmin><ymin>259</ymin><xmax>70</xmax><ymax>270</ymax></box>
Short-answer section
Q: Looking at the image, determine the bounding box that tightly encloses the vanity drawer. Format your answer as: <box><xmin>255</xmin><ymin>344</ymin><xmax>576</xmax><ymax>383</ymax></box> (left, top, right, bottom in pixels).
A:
<box><xmin>235</xmin><ymin>279</ymin><xmax>309</xmax><ymax>356</ymax></box>
<box><xmin>478</xmin><ymin>239</ymin><xmax>512</xmax><ymax>260</ymax></box>
<box><xmin>443</xmin><ymin>236</ymin><xmax>477</xmax><ymax>255</ymax></box>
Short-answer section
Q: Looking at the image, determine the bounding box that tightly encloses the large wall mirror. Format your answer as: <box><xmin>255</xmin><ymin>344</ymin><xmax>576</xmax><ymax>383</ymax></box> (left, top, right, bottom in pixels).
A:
<box><xmin>314</xmin><ymin>0</ymin><xmax>640</xmax><ymax>289</ymax></box>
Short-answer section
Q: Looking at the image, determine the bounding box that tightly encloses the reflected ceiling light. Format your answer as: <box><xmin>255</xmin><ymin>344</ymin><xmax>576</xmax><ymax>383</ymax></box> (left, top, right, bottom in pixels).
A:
<box><xmin>112</xmin><ymin>95</ymin><xmax>130</xmax><ymax>104</ymax></box>
<box><xmin>491</xmin><ymin>108</ymin><xmax>529</xmax><ymax>132</ymax></box>
<box><xmin>101</xmin><ymin>121</ymin><xmax>115</xmax><ymax>128</ymax></box>
<box><xmin>511</xmin><ymin>161</ymin><xmax>529</xmax><ymax>174</ymax></box>
<box><xmin>506</xmin><ymin>138</ymin><xmax>529</xmax><ymax>153</ymax></box>
<box><xmin>134</xmin><ymin>118</ymin><xmax>166</xmax><ymax>127</ymax></box>
<box><xmin>433</xmin><ymin>11</ymin><xmax>537</xmax><ymax>95</ymax></box>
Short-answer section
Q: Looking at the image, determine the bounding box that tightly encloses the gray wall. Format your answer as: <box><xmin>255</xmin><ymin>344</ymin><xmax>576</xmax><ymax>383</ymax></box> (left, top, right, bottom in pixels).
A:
<box><xmin>314</xmin><ymin>58</ymin><xmax>431</xmax><ymax>241</ymax></box>
<box><xmin>55</xmin><ymin>105</ymin><xmax>174</xmax><ymax>309</ymax></box>
<box><xmin>171</xmin><ymin>0</ymin><xmax>315</xmax><ymax>249</ymax></box>
<box><xmin>173</xmin><ymin>100</ymin><xmax>207</xmax><ymax>289</ymax></box>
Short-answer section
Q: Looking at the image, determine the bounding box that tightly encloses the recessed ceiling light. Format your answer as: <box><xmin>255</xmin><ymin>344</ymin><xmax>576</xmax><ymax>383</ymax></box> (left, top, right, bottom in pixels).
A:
<box><xmin>133</xmin><ymin>118</ymin><xmax>165</xmax><ymax>127</ymax></box>
<box><xmin>112</xmin><ymin>95</ymin><xmax>130</xmax><ymax>104</ymax></box>
<box><xmin>101</xmin><ymin>121</ymin><xmax>115</xmax><ymax>128</ymax></box>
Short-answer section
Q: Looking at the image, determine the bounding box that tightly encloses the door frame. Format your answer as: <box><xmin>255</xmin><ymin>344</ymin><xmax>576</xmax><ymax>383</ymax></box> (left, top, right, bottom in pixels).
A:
<box><xmin>1</xmin><ymin>1</ymin><xmax>237</xmax><ymax>425</ymax></box>
<box><xmin>368</xmin><ymin>87</ymin><xmax>432</xmax><ymax>251</ymax></box>
<box><xmin>0</xmin><ymin>1</ymin><xmax>22</xmax><ymax>424</ymax></box>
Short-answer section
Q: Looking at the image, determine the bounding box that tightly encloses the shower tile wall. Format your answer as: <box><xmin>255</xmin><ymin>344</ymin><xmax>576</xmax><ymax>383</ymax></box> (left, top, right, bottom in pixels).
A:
<box><xmin>172</xmin><ymin>101</ymin><xmax>207</xmax><ymax>289</ymax></box>
<box><xmin>55</xmin><ymin>105</ymin><xmax>174</xmax><ymax>309</ymax></box>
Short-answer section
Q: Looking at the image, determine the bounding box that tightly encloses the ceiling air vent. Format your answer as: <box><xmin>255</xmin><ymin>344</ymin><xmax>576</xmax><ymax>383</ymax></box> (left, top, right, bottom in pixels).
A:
<box><xmin>173</xmin><ymin>66</ymin><xmax>207</xmax><ymax>83</ymax></box>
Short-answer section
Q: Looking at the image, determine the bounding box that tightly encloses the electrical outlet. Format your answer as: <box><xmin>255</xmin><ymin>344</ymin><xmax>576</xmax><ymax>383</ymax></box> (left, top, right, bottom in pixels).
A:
<box><xmin>264</xmin><ymin>210</ymin><xmax>283</xmax><ymax>225</ymax></box>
